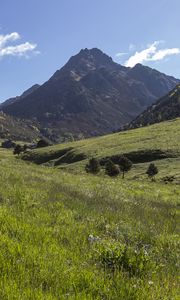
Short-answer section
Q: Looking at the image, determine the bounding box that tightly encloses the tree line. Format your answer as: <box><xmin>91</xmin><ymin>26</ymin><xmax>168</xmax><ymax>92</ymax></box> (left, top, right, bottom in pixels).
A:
<box><xmin>85</xmin><ymin>157</ymin><xmax>158</xmax><ymax>180</ymax></box>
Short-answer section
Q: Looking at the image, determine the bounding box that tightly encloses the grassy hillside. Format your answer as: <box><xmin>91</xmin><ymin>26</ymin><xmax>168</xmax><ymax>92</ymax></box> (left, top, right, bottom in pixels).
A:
<box><xmin>0</xmin><ymin>145</ymin><xmax>179</xmax><ymax>299</ymax></box>
<box><xmin>0</xmin><ymin>119</ymin><xmax>179</xmax><ymax>299</ymax></box>
<box><xmin>0</xmin><ymin>111</ymin><xmax>41</xmax><ymax>142</ymax></box>
<box><xmin>22</xmin><ymin>118</ymin><xmax>180</xmax><ymax>183</ymax></box>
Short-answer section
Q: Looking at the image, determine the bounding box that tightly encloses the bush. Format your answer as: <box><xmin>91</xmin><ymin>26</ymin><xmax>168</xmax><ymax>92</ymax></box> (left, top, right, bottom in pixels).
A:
<box><xmin>162</xmin><ymin>175</ymin><xmax>175</xmax><ymax>183</ymax></box>
<box><xmin>96</xmin><ymin>242</ymin><xmax>155</xmax><ymax>277</ymax></box>
<box><xmin>105</xmin><ymin>160</ymin><xmax>120</xmax><ymax>177</ymax></box>
<box><xmin>1</xmin><ymin>140</ymin><xmax>16</xmax><ymax>149</ymax></box>
<box><xmin>146</xmin><ymin>163</ymin><xmax>158</xmax><ymax>180</ymax></box>
<box><xmin>23</xmin><ymin>144</ymin><xmax>28</xmax><ymax>152</ymax></box>
<box><xmin>85</xmin><ymin>158</ymin><xmax>101</xmax><ymax>174</ymax></box>
<box><xmin>36</xmin><ymin>139</ymin><xmax>50</xmax><ymax>148</ymax></box>
<box><xmin>13</xmin><ymin>144</ymin><xmax>23</xmax><ymax>156</ymax></box>
<box><xmin>118</xmin><ymin>156</ymin><xmax>132</xmax><ymax>178</ymax></box>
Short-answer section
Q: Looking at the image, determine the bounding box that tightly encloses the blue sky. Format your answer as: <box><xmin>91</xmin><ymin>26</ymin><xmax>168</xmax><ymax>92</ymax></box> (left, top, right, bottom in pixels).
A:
<box><xmin>0</xmin><ymin>0</ymin><xmax>180</xmax><ymax>101</ymax></box>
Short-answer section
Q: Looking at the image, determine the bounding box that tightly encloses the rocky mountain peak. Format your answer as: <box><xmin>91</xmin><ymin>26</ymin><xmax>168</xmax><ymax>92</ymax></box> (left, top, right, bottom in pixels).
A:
<box><xmin>1</xmin><ymin>48</ymin><xmax>179</xmax><ymax>141</ymax></box>
<box><xmin>64</xmin><ymin>48</ymin><xmax>114</xmax><ymax>72</ymax></box>
<box><xmin>51</xmin><ymin>48</ymin><xmax>116</xmax><ymax>82</ymax></box>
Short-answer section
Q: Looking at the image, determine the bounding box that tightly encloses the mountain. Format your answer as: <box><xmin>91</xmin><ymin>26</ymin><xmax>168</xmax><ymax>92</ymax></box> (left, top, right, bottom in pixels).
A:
<box><xmin>0</xmin><ymin>111</ymin><xmax>42</xmax><ymax>142</ymax></box>
<box><xmin>1</xmin><ymin>48</ymin><xmax>179</xmax><ymax>141</ymax></box>
<box><xmin>127</xmin><ymin>84</ymin><xmax>180</xmax><ymax>129</ymax></box>
<box><xmin>0</xmin><ymin>84</ymin><xmax>40</xmax><ymax>108</ymax></box>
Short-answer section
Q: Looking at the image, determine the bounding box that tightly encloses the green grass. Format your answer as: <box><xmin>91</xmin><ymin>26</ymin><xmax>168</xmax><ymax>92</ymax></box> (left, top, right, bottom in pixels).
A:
<box><xmin>22</xmin><ymin>118</ymin><xmax>180</xmax><ymax>183</ymax></box>
<box><xmin>0</xmin><ymin>119</ymin><xmax>179</xmax><ymax>299</ymax></box>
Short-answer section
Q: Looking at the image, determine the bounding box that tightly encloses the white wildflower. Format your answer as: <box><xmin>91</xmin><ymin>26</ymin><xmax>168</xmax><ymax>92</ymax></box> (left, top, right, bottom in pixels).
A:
<box><xmin>88</xmin><ymin>234</ymin><xmax>101</xmax><ymax>243</ymax></box>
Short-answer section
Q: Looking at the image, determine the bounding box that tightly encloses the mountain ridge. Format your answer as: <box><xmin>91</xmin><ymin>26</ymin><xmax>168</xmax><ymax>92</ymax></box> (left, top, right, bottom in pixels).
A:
<box><xmin>0</xmin><ymin>84</ymin><xmax>40</xmax><ymax>108</ymax></box>
<box><xmin>126</xmin><ymin>84</ymin><xmax>180</xmax><ymax>129</ymax></box>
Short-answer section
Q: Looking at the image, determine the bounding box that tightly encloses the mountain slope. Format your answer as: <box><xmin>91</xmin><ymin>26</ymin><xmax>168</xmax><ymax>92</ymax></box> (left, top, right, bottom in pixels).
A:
<box><xmin>127</xmin><ymin>84</ymin><xmax>180</xmax><ymax>129</ymax></box>
<box><xmin>0</xmin><ymin>84</ymin><xmax>40</xmax><ymax>108</ymax></box>
<box><xmin>1</xmin><ymin>48</ymin><xmax>179</xmax><ymax>140</ymax></box>
<box><xmin>0</xmin><ymin>111</ymin><xmax>41</xmax><ymax>142</ymax></box>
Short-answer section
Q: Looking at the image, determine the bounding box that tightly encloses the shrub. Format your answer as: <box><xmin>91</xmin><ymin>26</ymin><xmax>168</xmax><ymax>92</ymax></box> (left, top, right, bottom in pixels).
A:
<box><xmin>13</xmin><ymin>144</ymin><xmax>23</xmax><ymax>156</ymax></box>
<box><xmin>36</xmin><ymin>139</ymin><xmax>50</xmax><ymax>148</ymax></box>
<box><xmin>162</xmin><ymin>175</ymin><xmax>175</xmax><ymax>184</ymax></box>
<box><xmin>118</xmin><ymin>156</ymin><xmax>132</xmax><ymax>178</ymax></box>
<box><xmin>1</xmin><ymin>140</ymin><xmax>16</xmax><ymax>149</ymax></box>
<box><xmin>146</xmin><ymin>163</ymin><xmax>158</xmax><ymax>180</ymax></box>
<box><xmin>96</xmin><ymin>242</ymin><xmax>154</xmax><ymax>277</ymax></box>
<box><xmin>85</xmin><ymin>158</ymin><xmax>101</xmax><ymax>174</ymax></box>
<box><xmin>23</xmin><ymin>144</ymin><xmax>28</xmax><ymax>152</ymax></box>
<box><xmin>105</xmin><ymin>160</ymin><xmax>120</xmax><ymax>177</ymax></box>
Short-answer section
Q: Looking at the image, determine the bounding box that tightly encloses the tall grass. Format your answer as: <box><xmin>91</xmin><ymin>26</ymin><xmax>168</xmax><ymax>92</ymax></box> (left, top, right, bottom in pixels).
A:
<box><xmin>0</xmin><ymin>148</ymin><xmax>179</xmax><ymax>299</ymax></box>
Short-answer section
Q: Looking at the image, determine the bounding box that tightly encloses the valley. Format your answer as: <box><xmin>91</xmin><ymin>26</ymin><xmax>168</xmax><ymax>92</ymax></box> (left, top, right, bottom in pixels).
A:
<box><xmin>1</xmin><ymin>1</ymin><xmax>180</xmax><ymax>298</ymax></box>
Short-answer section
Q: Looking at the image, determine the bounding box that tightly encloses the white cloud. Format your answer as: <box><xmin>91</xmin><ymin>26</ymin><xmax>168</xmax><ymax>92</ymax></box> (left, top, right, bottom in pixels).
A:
<box><xmin>0</xmin><ymin>42</ymin><xmax>37</xmax><ymax>57</ymax></box>
<box><xmin>124</xmin><ymin>41</ymin><xmax>180</xmax><ymax>67</ymax></box>
<box><xmin>0</xmin><ymin>32</ymin><xmax>38</xmax><ymax>58</ymax></box>
<box><xmin>115</xmin><ymin>52</ymin><xmax>127</xmax><ymax>57</ymax></box>
<box><xmin>125</xmin><ymin>41</ymin><xmax>158</xmax><ymax>67</ymax></box>
<box><xmin>0</xmin><ymin>32</ymin><xmax>20</xmax><ymax>48</ymax></box>
<box><xmin>151</xmin><ymin>48</ymin><xmax>180</xmax><ymax>61</ymax></box>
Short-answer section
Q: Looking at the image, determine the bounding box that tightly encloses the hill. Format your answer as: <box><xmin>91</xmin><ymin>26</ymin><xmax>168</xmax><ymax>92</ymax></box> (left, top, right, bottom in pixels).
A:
<box><xmin>0</xmin><ymin>111</ymin><xmax>41</xmax><ymax>142</ymax></box>
<box><xmin>1</xmin><ymin>48</ymin><xmax>179</xmax><ymax>141</ymax></box>
<box><xmin>22</xmin><ymin>118</ymin><xmax>180</xmax><ymax>183</ymax></box>
<box><xmin>126</xmin><ymin>84</ymin><xmax>180</xmax><ymax>129</ymax></box>
<box><xmin>0</xmin><ymin>119</ymin><xmax>179</xmax><ymax>299</ymax></box>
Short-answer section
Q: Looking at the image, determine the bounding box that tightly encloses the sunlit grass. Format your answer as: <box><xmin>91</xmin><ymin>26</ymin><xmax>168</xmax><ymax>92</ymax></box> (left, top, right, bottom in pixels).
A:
<box><xmin>0</xmin><ymin>144</ymin><xmax>179</xmax><ymax>299</ymax></box>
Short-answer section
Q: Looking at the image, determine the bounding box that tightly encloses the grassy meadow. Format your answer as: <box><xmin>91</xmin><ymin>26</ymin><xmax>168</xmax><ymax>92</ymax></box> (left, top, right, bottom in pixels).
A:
<box><xmin>0</xmin><ymin>119</ymin><xmax>179</xmax><ymax>299</ymax></box>
<box><xmin>23</xmin><ymin>118</ymin><xmax>180</xmax><ymax>183</ymax></box>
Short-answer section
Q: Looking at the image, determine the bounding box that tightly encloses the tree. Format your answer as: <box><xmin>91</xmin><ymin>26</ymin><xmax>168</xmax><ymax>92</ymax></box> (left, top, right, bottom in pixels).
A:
<box><xmin>146</xmin><ymin>163</ymin><xmax>158</xmax><ymax>180</ymax></box>
<box><xmin>23</xmin><ymin>144</ymin><xmax>28</xmax><ymax>152</ymax></box>
<box><xmin>36</xmin><ymin>139</ymin><xmax>50</xmax><ymax>148</ymax></box>
<box><xmin>1</xmin><ymin>140</ymin><xmax>16</xmax><ymax>149</ymax></box>
<box><xmin>85</xmin><ymin>158</ymin><xmax>101</xmax><ymax>174</ymax></box>
<box><xmin>118</xmin><ymin>156</ymin><xmax>132</xmax><ymax>179</ymax></box>
<box><xmin>13</xmin><ymin>144</ymin><xmax>23</xmax><ymax>156</ymax></box>
<box><xmin>105</xmin><ymin>160</ymin><xmax>120</xmax><ymax>177</ymax></box>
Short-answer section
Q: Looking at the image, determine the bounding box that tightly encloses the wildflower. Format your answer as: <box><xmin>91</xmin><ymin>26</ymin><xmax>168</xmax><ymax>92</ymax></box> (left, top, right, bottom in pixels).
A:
<box><xmin>88</xmin><ymin>234</ymin><xmax>101</xmax><ymax>243</ymax></box>
<box><xmin>144</xmin><ymin>249</ymin><xmax>148</xmax><ymax>256</ymax></box>
<box><xmin>148</xmin><ymin>281</ymin><xmax>154</xmax><ymax>285</ymax></box>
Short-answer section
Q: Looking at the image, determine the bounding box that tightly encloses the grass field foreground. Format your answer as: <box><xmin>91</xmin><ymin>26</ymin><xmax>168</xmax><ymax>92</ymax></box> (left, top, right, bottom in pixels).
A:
<box><xmin>0</xmin><ymin>142</ymin><xmax>179</xmax><ymax>299</ymax></box>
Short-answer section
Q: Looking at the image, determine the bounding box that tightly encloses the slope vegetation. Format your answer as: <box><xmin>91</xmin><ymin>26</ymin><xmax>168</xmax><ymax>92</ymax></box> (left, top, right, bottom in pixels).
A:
<box><xmin>127</xmin><ymin>84</ymin><xmax>180</xmax><ymax>128</ymax></box>
<box><xmin>0</xmin><ymin>140</ymin><xmax>179</xmax><ymax>299</ymax></box>
<box><xmin>0</xmin><ymin>111</ymin><xmax>41</xmax><ymax>142</ymax></box>
<box><xmin>22</xmin><ymin>118</ymin><xmax>180</xmax><ymax>183</ymax></box>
